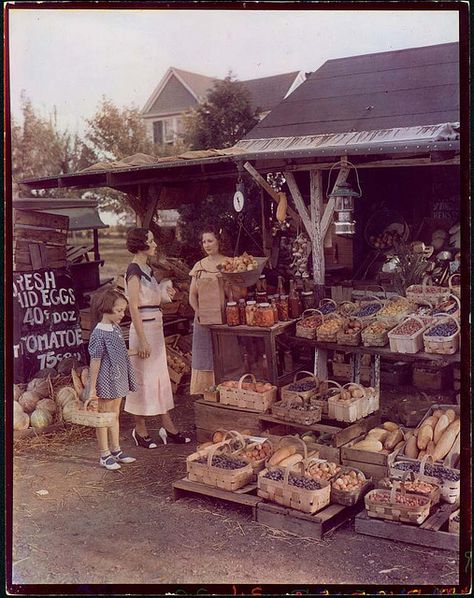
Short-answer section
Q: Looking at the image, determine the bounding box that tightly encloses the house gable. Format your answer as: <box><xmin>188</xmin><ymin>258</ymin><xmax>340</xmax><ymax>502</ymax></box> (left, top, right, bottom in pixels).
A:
<box><xmin>146</xmin><ymin>72</ymin><xmax>199</xmax><ymax>117</ymax></box>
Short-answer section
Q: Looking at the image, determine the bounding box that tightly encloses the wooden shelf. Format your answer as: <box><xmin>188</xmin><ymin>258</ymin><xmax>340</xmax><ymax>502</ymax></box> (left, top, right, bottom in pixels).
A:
<box><xmin>209</xmin><ymin>320</ymin><xmax>296</xmax><ymax>334</ymax></box>
<box><xmin>286</xmin><ymin>336</ymin><xmax>460</xmax><ymax>364</ymax></box>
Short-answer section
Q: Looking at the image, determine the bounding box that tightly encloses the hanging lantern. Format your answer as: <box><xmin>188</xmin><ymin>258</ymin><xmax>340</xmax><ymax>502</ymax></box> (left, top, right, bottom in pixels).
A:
<box><xmin>327</xmin><ymin>161</ymin><xmax>362</xmax><ymax>236</ymax></box>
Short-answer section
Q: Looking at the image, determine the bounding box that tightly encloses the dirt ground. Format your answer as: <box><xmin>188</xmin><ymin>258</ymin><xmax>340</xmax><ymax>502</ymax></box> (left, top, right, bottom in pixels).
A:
<box><xmin>10</xmin><ymin>391</ymin><xmax>461</xmax><ymax>592</ymax></box>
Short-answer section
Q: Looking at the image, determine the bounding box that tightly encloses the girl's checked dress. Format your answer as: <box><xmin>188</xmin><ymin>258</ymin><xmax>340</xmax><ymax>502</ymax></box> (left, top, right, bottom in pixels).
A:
<box><xmin>88</xmin><ymin>322</ymin><xmax>137</xmax><ymax>399</ymax></box>
<box><xmin>124</xmin><ymin>263</ymin><xmax>175</xmax><ymax>416</ymax></box>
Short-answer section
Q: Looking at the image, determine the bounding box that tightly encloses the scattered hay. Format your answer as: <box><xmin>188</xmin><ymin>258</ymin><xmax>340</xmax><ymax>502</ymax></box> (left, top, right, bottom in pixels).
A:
<box><xmin>13</xmin><ymin>425</ymin><xmax>94</xmax><ymax>454</ymax></box>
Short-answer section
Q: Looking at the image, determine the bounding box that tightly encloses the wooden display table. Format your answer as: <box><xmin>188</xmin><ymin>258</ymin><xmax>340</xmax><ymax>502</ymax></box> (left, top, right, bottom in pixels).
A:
<box><xmin>209</xmin><ymin>320</ymin><xmax>297</xmax><ymax>387</ymax></box>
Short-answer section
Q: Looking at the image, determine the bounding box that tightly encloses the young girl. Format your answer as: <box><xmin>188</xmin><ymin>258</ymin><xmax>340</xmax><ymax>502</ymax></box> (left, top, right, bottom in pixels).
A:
<box><xmin>88</xmin><ymin>288</ymin><xmax>138</xmax><ymax>470</ymax></box>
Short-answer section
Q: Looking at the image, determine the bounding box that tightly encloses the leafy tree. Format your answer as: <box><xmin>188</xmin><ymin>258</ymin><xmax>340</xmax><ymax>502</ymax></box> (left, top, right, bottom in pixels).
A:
<box><xmin>183</xmin><ymin>75</ymin><xmax>260</xmax><ymax>150</ymax></box>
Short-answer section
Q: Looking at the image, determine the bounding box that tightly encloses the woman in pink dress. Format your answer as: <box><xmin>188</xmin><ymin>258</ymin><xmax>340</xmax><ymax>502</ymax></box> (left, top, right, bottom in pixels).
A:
<box><xmin>124</xmin><ymin>228</ymin><xmax>190</xmax><ymax>447</ymax></box>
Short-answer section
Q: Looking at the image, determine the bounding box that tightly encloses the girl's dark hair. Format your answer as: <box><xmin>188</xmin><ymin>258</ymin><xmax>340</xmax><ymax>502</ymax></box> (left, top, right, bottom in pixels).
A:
<box><xmin>200</xmin><ymin>223</ymin><xmax>222</xmax><ymax>241</ymax></box>
<box><xmin>200</xmin><ymin>223</ymin><xmax>231</xmax><ymax>254</ymax></box>
<box><xmin>127</xmin><ymin>228</ymin><xmax>150</xmax><ymax>254</ymax></box>
<box><xmin>90</xmin><ymin>287</ymin><xmax>128</xmax><ymax>330</ymax></box>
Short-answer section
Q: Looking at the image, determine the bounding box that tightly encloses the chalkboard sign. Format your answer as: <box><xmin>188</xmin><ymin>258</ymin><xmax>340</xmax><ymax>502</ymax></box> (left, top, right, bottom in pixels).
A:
<box><xmin>13</xmin><ymin>267</ymin><xmax>86</xmax><ymax>383</ymax></box>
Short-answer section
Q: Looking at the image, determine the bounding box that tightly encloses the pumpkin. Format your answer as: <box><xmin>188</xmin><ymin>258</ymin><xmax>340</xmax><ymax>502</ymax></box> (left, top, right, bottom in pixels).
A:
<box><xmin>56</xmin><ymin>386</ymin><xmax>79</xmax><ymax>408</ymax></box>
<box><xmin>14</xmin><ymin>401</ymin><xmax>25</xmax><ymax>419</ymax></box>
<box><xmin>30</xmin><ymin>408</ymin><xmax>53</xmax><ymax>429</ymax></box>
<box><xmin>36</xmin><ymin>398</ymin><xmax>57</xmax><ymax>415</ymax></box>
<box><xmin>18</xmin><ymin>391</ymin><xmax>41</xmax><ymax>414</ymax></box>
<box><xmin>13</xmin><ymin>385</ymin><xmax>24</xmax><ymax>401</ymax></box>
<box><xmin>14</xmin><ymin>409</ymin><xmax>30</xmax><ymax>430</ymax></box>
<box><xmin>27</xmin><ymin>377</ymin><xmax>51</xmax><ymax>398</ymax></box>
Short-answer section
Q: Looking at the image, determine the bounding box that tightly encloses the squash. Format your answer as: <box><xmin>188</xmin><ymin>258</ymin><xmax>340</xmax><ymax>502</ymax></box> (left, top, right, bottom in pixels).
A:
<box><xmin>431</xmin><ymin>419</ymin><xmax>460</xmax><ymax>462</ymax></box>
<box><xmin>278</xmin><ymin>453</ymin><xmax>303</xmax><ymax>468</ymax></box>
<box><xmin>432</xmin><ymin>409</ymin><xmax>444</xmax><ymax>418</ymax></box>
<box><xmin>14</xmin><ymin>410</ymin><xmax>30</xmax><ymax>430</ymax></box>
<box><xmin>433</xmin><ymin>414</ymin><xmax>450</xmax><ymax>444</ymax></box>
<box><xmin>61</xmin><ymin>400</ymin><xmax>82</xmax><ymax>422</ymax></box>
<box><xmin>36</xmin><ymin>398</ymin><xmax>57</xmax><ymax>415</ymax></box>
<box><xmin>394</xmin><ymin>440</ymin><xmax>405</xmax><ymax>451</ymax></box>
<box><xmin>27</xmin><ymin>377</ymin><xmax>51</xmax><ymax>398</ymax></box>
<box><xmin>18</xmin><ymin>391</ymin><xmax>41</xmax><ymax>414</ymax></box>
<box><xmin>30</xmin><ymin>408</ymin><xmax>53</xmax><ymax>429</ymax></box>
<box><xmin>382</xmin><ymin>421</ymin><xmax>399</xmax><ymax>432</ymax></box>
<box><xmin>351</xmin><ymin>439</ymin><xmax>383</xmax><ymax>452</ymax></box>
<box><xmin>417</xmin><ymin>425</ymin><xmax>433</xmax><ymax>450</ymax></box>
<box><xmin>384</xmin><ymin>428</ymin><xmax>403</xmax><ymax>451</ymax></box>
<box><xmin>212</xmin><ymin>431</ymin><xmax>225</xmax><ymax>443</ymax></box>
<box><xmin>444</xmin><ymin>431</ymin><xmax>460</xmax><ymax>468</ymax></box>
<box><xmin>13</xmin><ymin>385</ymin><xmax>24</xmax><ymax>401</ymax></box>
<box><xmin>426</xmin><ymin>440</ymin><xmax>436</xmax><ymax>456</ymax></box>
<box><xmin>445</xmin><ymin>408</ymin><xmax>457</xmax><ymax>423</ymax></box>
<box><xmin>268</xmin><ymin>446</ymin><xmax>297</xmax><ymax>466</ymax></box>
<box><xmin>422</xmin><ymin>415</ymin><xmax>439</xmax><ymax>430</ymax></box>
<box><xmin>404</xmin><ymin>435</ymin><xmax>418</xmax><ymax>459</ymax></box>
<box><xmin>276</xmin><ymin>191</ymin><xmax>288</xmax><ymax>222</ymax></box>
<box><xmin>366</xmin><ymin>428</ymin><xmax>389</xmax><ymax>443</ymax></box>
<box><xmin>418</xmin><ymin>450</ymin><xmax>426</xmax><ymax>459</ymax></box>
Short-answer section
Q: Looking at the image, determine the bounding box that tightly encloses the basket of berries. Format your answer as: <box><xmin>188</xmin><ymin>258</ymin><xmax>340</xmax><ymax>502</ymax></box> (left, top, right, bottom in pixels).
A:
<box><xmin>422</xmin><ymin>315</ymin><xmax>460</xmax><ymax>355</ymax></box>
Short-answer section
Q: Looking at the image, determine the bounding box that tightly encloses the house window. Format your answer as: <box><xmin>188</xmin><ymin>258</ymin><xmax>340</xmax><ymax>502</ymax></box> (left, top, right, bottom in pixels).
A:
<box><xmin>153</xmin><ymin>121</ymin><xmax>164</xmax><ymax>145</ymax></box>
<box><xmin>163</xmin><ymin>118</ymin><xmax>175</xmax><ymax>144</ymax></box>
<box><xmin>152</xmin><ymin>117</ymin><xmax>180</xmax><ymax>145</ymax></box>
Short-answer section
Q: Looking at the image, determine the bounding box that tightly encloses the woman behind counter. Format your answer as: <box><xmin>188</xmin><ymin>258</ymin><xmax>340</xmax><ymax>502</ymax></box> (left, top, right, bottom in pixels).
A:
<box><xmin>124</xmin><ymin>227</ymin><xmax>190</xmax><ymax>446</ymax></box>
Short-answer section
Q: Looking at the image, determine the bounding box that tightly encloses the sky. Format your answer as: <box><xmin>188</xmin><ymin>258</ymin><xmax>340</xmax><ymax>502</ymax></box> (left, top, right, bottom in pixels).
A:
<box><xmin>7</xmin><ymin>6</ymin><xmax>460</xmax><ymax>135</ymax></box>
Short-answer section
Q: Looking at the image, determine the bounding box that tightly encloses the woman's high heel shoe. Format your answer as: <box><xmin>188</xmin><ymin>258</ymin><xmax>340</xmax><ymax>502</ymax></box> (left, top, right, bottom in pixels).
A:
<box><xmin>132</xmin><ymin>428</ymin><xmax>158</xmax><ymax>449</ymax></box>
<box><xmin>159</xmin><ymin>427</ymin><xmax>191</xmax><ymax>445</ymax></box>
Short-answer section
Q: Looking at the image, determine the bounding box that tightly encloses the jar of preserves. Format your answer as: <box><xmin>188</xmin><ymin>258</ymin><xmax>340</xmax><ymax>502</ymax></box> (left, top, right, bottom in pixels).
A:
<box><xmin>277</xmin><ymin>294</ymin><xmax>289</xmax><ymax>321</ymax></box>
<box><xmin>301</xmin><ymin>290</ymin><xmax>315</xmax><ymax>311</ymax></box>
<box><xmin>289</xmin><ymin>279</ymin><xmax>303</xmax><ymax>319</ymax></box>
<box><xmin>245</xmin><ymin>301</ymin><xmax>257</xmax><ymax>326</ymax></box>
<box><xmin>255</xmin><ymin>290</ymin><xmax>268</xmax><ymax>304</ymax></box>
<box><xmin>225</xmin><ymin>302</ymin><xmax>240</xmax><ymax>326</ymax></box>
<box><xmin>270</xmin><ymin>296</ymin><xmax>279</xmax><ymax>322</ymax></box>
<box><xmin>256</xmin><ymin>302</ymin><xmax>274</xmax><ymax>327</ymax></box>
<box><xmin>238</xmin><ymin>299</ymin><xmax>246</xmax><ymax>325</ymax></box>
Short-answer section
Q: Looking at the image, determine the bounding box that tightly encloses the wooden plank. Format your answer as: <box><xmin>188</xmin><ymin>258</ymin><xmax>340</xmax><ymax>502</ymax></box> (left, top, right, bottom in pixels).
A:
<box><xmin>421</xmin><ymin>502</ymin><xmax>458</xmax><ymax>531</ymax></box>
<box><xmin>14</xmin><ymin>208</ymin><xmax>69</xmax><ymax>230</ymax></box>
<box><xmin>194</xmin><ymin>400</ymin><xmax>262</xmax><ymax>437</ymax></box>
<box><xmin>172</xmin><ymin>477</ymin><xmax>261</xmax><ymax>514</ymax></box>
<box><xmin>15</xmin><ymin>227</ymin><xmax>67</xmax><ymax>246</ymax></box>
<box><xmin>355</xmin><ymin>510</ymin><xmax>459</xmax><ymax>552</ymax></box>
<box><xmin>283</xmin><ymin>171</ymin><xmax>312</xmax><ymax>238</ymax></box>
<box><xmin>309</xmin><ymin>169</ymin><xmax>325</xmax><ymax>286</ymax></box>
<box><xmin>341</xmin><ymin>459</ymin><xmax>388</xmax><ymax>480</ymax></box>
<box><xmin>243</xmin><ymin>161</ymin><xmax>299</xmax><ymax>221</ymax></box>
<box><xmin>29</xmin><ymin>244</ymin><xmax>43</xmax><ymax>269</ymax></box>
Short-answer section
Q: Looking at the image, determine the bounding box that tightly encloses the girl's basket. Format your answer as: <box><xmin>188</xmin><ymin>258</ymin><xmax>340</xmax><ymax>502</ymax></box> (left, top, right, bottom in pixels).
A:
<box><xmin>388</xmin><ymin>315</ymin><xmax>429</xmax><ymax>354</ymax></box>
<box><xmin>423</xmin><ymin>315</ymin><xmax>460</xmax><ymax>355</ymax></box>
<box><xmin>376</xmin><ymin>294</ymin><xmax>416</xmax><ymax>328</ymax></box>
<box><xmin>296</xmin><ymin>309</ymin><xmax>324</xmax><ymax>340</ymax></box>
<box><xmin>318</xmin><ymin>298</ymin><xmax>337</xmax><ymax>315</ymax></box>
<box><xmin>272</xmin><ymin>395</ymin><xmax>322</xmax><ymax>426</ymax></box>
<box><xmin>406</xmin><ymin>276</ymin><xmax>450</xmax><ymax>306</ymax></box>
<box><xmin>258</xmin><ymin>461</ymin><xmax>331</xmax><ymax>514</ymax></box>
<box><xmin>448</xmin><ymin>273</ymin><xmax>461</xmax><ymax>299</ymax></box>
<box><xmin>316</xmin><ymin>313</ymin><xmax>345</xmax><ymax>343</ymax></box>
<box><xmin>336</xmin><ymin>317</ymin><xmax>364</xmax><ymax>346</ymax></box>
<box><xmin>67</xmin><ymin>399</ymin><xmax>117</xmax><ymax>428</ymax></box>
<box><xmin>219</xmin><ymin>374</ymin><xmax>277</xmax><ymax>412</ymax></box>
<box><xmin>364</xmin><ymin>483</ymin><xmax>431</xmax><ymax>525</ymax></box>
<box><xmin>186</xmin><ymin>440</ymin><xmax>254</xmax><ymax>491</ymax></box>
<box><xmin>330</xmin><ymin>466</ymin><xmax>373</xmax><ymax>506</ymax></box>
<box><xmin>280</xmin><ymin>371</ymin><xmax>320</xmax><ymax>403</ymax></box>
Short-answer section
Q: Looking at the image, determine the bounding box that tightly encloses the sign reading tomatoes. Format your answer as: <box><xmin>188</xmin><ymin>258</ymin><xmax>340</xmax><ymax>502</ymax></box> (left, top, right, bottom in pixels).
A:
<box><xmin>13</xmin><ymin>268</ymin><xmax>86</xmax><ymax>383</ymax></box>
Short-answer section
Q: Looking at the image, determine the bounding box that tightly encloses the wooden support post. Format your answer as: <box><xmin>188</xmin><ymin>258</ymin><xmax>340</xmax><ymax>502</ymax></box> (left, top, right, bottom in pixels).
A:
<box><xmin>93</xmin><ymin>229</ymin><xmax>100</xmax><ymax>261</ymax></box>
<box><xmin>283</xmin><ymin>171</ymin><xmax>312</xmax><ymax>238</ymax></box>
<box><xmin>309</xmin><ymin>169</ymin><xmax>325</xmax><ymax>303</ymax></box>
<box><xmin>142</xmin><ymin>184</ymin><xmax>162</xmax><ymax>228</ymax></box>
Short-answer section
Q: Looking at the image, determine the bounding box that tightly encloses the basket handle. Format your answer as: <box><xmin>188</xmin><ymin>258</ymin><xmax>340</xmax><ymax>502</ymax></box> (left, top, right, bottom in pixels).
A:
<box><xmin>426</xmin><ymin>313</ymin><xmax>460</xmax><ymax>336</ymax></box>
<box><xmin>301</xmin><ymin>308</ymin><xmax>324</xmax><ymax>320</ymax></box>
<box><xmin>283</xmin><ymin>459</ymin><xmax>305</xmax><ymax>486</ymax></box>
<box><xmin>319</xmin><ymin>298</ymin><xmax>337</xmax><ymax>308</ymax></box>
<box><xmin>293</xmin><ymin>370</ymin><xmax>319</xmax><ymax>384</ymax></box>
<box><xmin>419</xmin><ymin>454</ymin><xmax>433</xmax><ymax>476</ymax></box>
<box><xmin>395</xmin><ymin>315</ymin><xmax>428</xmax><ymax>331</ymax></box>
<box><xmin>363</xmin><ymin>283</ymin><xmax>387</xmax><ymax>299</ymax></box>
<box><xmin>401</xmin><ymin>469</ymin><xmax>416</xmax><ymax>486</ymax></box>
<box><xmin>421</xmin><ymin>275</ymin><xmax>434</xmax><ymax>293</ymax></box>
<box><xmin>206</xmin><ymin>442</ymin><xmax>223</xmax><ymax>467</ymax></box>
<box><xmin>276</xmin><ymin>434</ymin><xmax>308</xmax><ymax>460</ymax></box>
<box><xmin>319</xmin><ymin>379</ymin><xmax>343</xmax><ymax>392</ymax></box>
<box><xmin>359</xmin><ymin>293</ymin><xmax>383</xmax><ymax>305</ymax></box>
<box><xmin>237</xmin><ymin>373</ymin><xmax>257</xmax><ymax>389</ymax></box>
<box><xmin>342</xmin><ymin>382</ymin><xmax>366</xmax><ymax>397</ymax></box>
<box><xmin>432</xmin><ymin>293</ymin><xmax>460</xmax><ymax>316</ymax></box>
<box><xmin>83</xmin><ymin>398</ymin><xmax>95</xmax><ymax>412</ymax></box>
<box><xmin>448</xmin><ymin>273</ymin><xmax>460</xmax><ymax>288</ymax></box>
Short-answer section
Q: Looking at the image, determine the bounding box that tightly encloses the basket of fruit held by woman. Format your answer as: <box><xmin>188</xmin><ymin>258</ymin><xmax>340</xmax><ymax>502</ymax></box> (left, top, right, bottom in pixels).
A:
<box><xmin>422</xmin><ymin>315</ymin><xmax>460</xmax><ymax>355</ymax></box>
<box><xmin>280</xmin><ymin>371</ymin><xmax>320</xmax><ymax>403</ymax></box>
<box><xmin>336</xmin><ymin>317</ymin><xmax>364</xmax><ymax>346</ymax></box>
<box><xmin>364</xmin><ymin>480</ymin><xmax>431</xmax><ymax>525</ymax></box>
<box><xmin>331</xmin><ymin>466</ymin><xmax>372</xmax><ymax>506</ymax></box>
<box><xmin>258</xmin><ymin>459</ymin><xmax>331</xmax><ymax>514</ymax></box>
<box><xmin>376</xmin><ymin>294</ymin><xmax>416</xmax><ymax>328</ymax></box>
<box><xmin>296</xmin><ymin>309</ymin><xmax>324</xmax><ymax>339</ymax></box>
<box><xmin>186</xmin><ymin>437</ymin><xmax>254</xmax><ymax>491</ymax></box>
<box><xmin>405</xmin><ymin>275</ymin><xmax>450</xmax><ymax>306</ymax></box>
<box><xmin>316</xmin><ymin>312</ymin><xmax>345</xmax><ymax>343</ymax></box>
<box><xmin>218</xmin><ymin>374</ymin><xmax>277</xmax><ymax>412</ymax></box>
<box><xmin>217</xmin><ymin>253</ymin><xmax>268</xmax><ymax>287</ymax></box>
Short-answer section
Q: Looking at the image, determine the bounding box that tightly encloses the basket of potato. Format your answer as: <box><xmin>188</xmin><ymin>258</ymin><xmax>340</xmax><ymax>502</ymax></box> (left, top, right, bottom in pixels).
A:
<box><xmin>336</xmin><ymin>317</ymin><xmax>364</xmax><ymax>346</ymax></box>
<box><xmin>327</xmin><ymin>382</ymin><xmax>368</xmax><ymax>423</ymax></box>
<box><xmin>235</xmin><ymin>438</ymin><xmax>274</xmax><ymax>474</ymax></box>
<box><xmin>331</xmin><ymin>467</ymin><xmax>371</xmax><ymax>506</ymax></box>
<box><xmin>364</xmin><ymin>483</ymin><xmax>431</xmax><ymax>525</ymax></box>
<box><xmin>305</xmin><ymin>458</ymin><xmax>342</xmax><ymax>482</ymax></box>
<box><xmin>217</xmin><ymin>253</ymin><xmax>268</xmax><ymax>287</ymax></box>
<box><xmin>316</xmin><ymin>313</ymin><xmax>345</xmax><ymax>343</ymax></box>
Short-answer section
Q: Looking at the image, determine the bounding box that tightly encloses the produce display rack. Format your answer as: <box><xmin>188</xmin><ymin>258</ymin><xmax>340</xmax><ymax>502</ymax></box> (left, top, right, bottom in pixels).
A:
<box><xmin>355</xmin><ymin>502</ymin><xmax>460</xmax><ymax>552</ymax></box>
<box><xmin>194</xmin><ymin>399</ymin><xmax>263</xmax><ymax>443</ymax></box>
<box><xmin>172</xmin><ymin>477</ymin><xmax>261</xmax><ymax>518</ymax></box>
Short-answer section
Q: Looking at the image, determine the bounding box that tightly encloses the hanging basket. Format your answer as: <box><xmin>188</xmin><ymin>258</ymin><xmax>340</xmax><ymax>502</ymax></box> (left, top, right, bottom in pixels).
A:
<box><xmin>364</xmin><ymin>208</ymin><xmax>409</xmax><ymax>251</ymax></box>
<box><xmin>217</xmin><ymin>257</ymin><xmax>268</xmax><ymax>287</ymax></box>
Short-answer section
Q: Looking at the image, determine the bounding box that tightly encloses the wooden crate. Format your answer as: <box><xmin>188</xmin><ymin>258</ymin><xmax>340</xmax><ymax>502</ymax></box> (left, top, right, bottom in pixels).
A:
<box><xmin>341</xmin><ymin>434</ymin><xmax>395</xmax><ymax>480</ymax></box>
<box><xmin>194</xmin><ymin>400</ymin><xmax>262</xmax><ymax>442</ymax></box>
<box><xmin>172</xmin><ymin>477</ymin><xmax>260</xmax><ymax>518</ymax></box>
<box><xmin>331</xmin><ymin>362</ymin><xmax>371</xmax><ymax>384</ymax></box>
<box><xmin>413</xmin><ymin>364</ymin><xmax>453</xmax><ymax>390</ymax></box>
<box><xmin>355</xmin><ymin>503</ymin><xmax>459</xmax><ymax>551</ymax></box>
<box><xmin>256</xmin><ymin>499</ymin><xmax>365</xmax><ymax>541</ymax></box>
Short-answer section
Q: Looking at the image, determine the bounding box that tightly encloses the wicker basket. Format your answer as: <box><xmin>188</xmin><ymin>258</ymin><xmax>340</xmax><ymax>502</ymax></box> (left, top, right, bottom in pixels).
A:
<box><xmin>430</xmin><ymin>293</ymin><xmax>460</xmax><ymax>320</ymax></box>
<box><xmin>219</xmin><ymin>374</ymin><xmax>277</xmax><ymax>412</ymax></box>
<box><xmin>351</xmin><ymin>296</ymin><xmax>384</xmax><ymax>324</ymax></box>
<box><xmin>330</xmin><ymin>466</ymin><xmax>372</xmax><ymax>506</ymax></box>
<box><xmin>234</xmin><ymin>437</ymin><xmax>274</xmax><ymax>475</ymax></box>
<box><xmin>316</xmin><ymin>313</ymin><xmax>345</xmax><ymax>343</ymax></box>
<box><xmin>448</xmin><ymin>273</ymin><xmax>460</xmax><ymax>299</ymax></box>
<box><xmin>295</xmin><ymin>309</ymin><xmax>324</xmax><ymax>340</ymax></box>
<box><xmin>311</xmin><ymin>379</ymin><xmax>342</xmax><ymax>416</ymax></box>
<box><xmin>449</xmin><ymin>509</ymin><xmax>460</xmax><ymax>533</ymax></box>
<box><xmin>376</xmin><ymin>295</ymin><xmax>416</xmax><ymax>328</ymax></box>
<box><xmin>217</xmin><ymin>256</ymin><xmax>268</xmax><ymax>287</ymax></box>
<box><xmin>398</xmin><ymin>469</ymin><xmax>441</xmax><ymax>507</ymax></box>
<box><xmin>257</xmin><ymin>461</ymin><xmax>331</xmax><ymax>514</ymax></box>
<box><xmin>423</xmin><ymin>315</ymin><xmax>460</xmax><ymax>355</ymax></box>
<box><xmin>317</xmin><ymin>298</ymin><xmax>338</xmax><ymax>315</ymax></box>
<box><xmin>186</xmin><ymin>440</ymin><xmax>254</xmax><ymax>491</ymax></box>
<box><xmin>336</xmin><ymin>317</ymin><xmax>364</xmax><ymax>346</ymax></box>
<box><xmin>280</xmin><ymin>371</ymin><xmax>320</xmax><ymax>403</ymax></box>
<box><xmin>68</xmin><ymin>399</ymin><xmax>117</xmax><ymax>428</ymax></box>
<box><xmin>272</xmin><ymin>395</ymin><xmax>322</xmax><ymax>426</ymax></box>
<box><xmin>328</xmin><ymin>382</ymin><xmax>367</xmax><ymax>423</ymax></box>
<box><xmin>364</xmin><ymin>485</ymin><xmax>431</xmax><ymax>525</ymax></box>
<box><xmin>337</xmin><ymin>301</ymin><xmax>359</xmax><ymax>318</ymax></box>
<box><xmin>361</xmin><ymin>321</ymin><xmax>390</xmax><ymax>347</ymax></box>
<box><xmin>406</xmin><ymin>276</ymin><xmax>450</xmax><ymax>306</ymax></box>
<box><xmin>388</xmin><ymin>315</ymin><xmax>429</xmax><ymax>354</ymax></box>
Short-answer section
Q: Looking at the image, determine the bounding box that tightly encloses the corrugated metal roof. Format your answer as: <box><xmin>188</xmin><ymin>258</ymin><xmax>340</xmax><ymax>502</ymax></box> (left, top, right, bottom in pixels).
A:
<box><xmin>13</xmin><ymin>198</ymin><xmax>108</xmax><ymax>230</ymax></box>
<box><xmin>245</xmin><ymin>42</ymin><xmax>459</xmax><ymax>139</ymax></box>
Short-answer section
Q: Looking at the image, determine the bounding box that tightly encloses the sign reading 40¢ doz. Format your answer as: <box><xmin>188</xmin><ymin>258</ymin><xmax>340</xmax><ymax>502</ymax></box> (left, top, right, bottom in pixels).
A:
<box><xmin>13</xmin><ymin>268</ymin><xmax>86</xmax><ymax>383</ymax></box>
